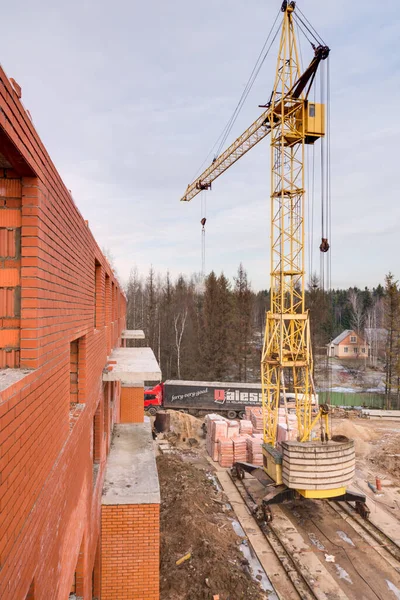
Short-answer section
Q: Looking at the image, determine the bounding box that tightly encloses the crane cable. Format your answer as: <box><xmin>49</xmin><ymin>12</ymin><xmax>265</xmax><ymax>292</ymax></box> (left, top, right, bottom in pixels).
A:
<box><xmin>191</xmin><ymin>9</ymin><xmax>282</xmax><ymax>181</ymax></box>
<box><xmin>200</xmin><ymin>191</ymin><xmax>207</xmax><ymax>277</ymax></box>
<box><xmin>215</xmin><ymin>14</ymin><xmax>281</xmax><ymax>157</ymax></box>
<box><xmin>296</xmin><ymin>7</ymin><xmax>326</xmax><ymax>46</ymax></box>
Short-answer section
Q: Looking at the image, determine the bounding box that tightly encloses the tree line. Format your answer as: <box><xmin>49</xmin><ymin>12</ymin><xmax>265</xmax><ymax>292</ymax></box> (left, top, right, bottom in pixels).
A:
<box><xmin>125</xmin><ymin>265</ymin><xmax>396</xmax><ymax>389</ymax></box>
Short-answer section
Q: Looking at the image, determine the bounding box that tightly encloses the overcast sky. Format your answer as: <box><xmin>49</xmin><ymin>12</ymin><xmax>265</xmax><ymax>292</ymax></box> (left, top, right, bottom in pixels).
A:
<box><xmin>1</xmin><ymin>0</ymin><xmax>399</xmax><ymax>291</ymax></box>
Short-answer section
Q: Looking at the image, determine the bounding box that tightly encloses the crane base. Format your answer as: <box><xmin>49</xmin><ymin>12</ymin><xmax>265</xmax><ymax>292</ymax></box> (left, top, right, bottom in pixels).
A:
<box><xmin>232</xmin><ymin>461</ymin><xmax>369</xmax><ymax>521</ymax></box>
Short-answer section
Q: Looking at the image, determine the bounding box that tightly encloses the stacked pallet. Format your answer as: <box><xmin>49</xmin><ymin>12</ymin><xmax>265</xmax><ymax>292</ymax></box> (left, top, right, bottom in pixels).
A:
<box><xmin>227</xmin><ymin>420</ymin><xmax>240</xmax><ymax>438</ymax></box>
<box><xmin>245</xmin><ymin>406</ymin><xmax>253</xmax><ymax>421</ymax></box>
<box><xmin>249</xmin><ymin>408</ymin><xmax>263</xmax><ymax>433</ymax></box>
<box><xmin>205</xmin><ymin>415</ymin><xmax>228</xmax><ymax>461</ymax></box>
<box><xmin>233</xmin><ymin>436</ymin><xmax>248</xmax><ymax>462</ymax></box>
<box><xmin>246</xmin><ymin>436</ymin><xmax>263</xmax><ymax>466</ymax></box>
<box><xmin>218</xmin><ymin>439</ymin><xmax>234</xmax><ymax>467</ymax></box>
<box><xmin>277</xmin><ymin>421</ymin><xmax>298</xmax><ymax>444</ymax></box>
<box><xmin>205</xmin><ymin>409</ymin><xmax>267</xmax><ymax>468</ymax></box>
<box><xmin>239</xmin><ymin>419</ymin><xmax>253</xmax><ymax>435</ymax></box>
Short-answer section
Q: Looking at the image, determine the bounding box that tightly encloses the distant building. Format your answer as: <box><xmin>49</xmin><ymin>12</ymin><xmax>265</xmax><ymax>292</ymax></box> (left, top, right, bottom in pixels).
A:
<box><xmin>327</xmin><ymin>329</ymin><xmax>370</xmax><ymax>359</ymax></box>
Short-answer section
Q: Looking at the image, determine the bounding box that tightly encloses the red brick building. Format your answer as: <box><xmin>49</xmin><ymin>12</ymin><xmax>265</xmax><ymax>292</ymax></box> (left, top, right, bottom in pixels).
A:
<box><xmin>0</xmin><ymin>71</ymin><xmax>161</xmax><ymax>599</ymax></box>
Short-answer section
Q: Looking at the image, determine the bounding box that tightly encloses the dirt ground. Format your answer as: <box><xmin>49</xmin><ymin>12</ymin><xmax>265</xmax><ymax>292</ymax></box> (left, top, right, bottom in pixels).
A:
<box><xmin>331</xmin><ymin>415</ymin><xmax>400</xmax><ymax>481</ymax></box>
<box><xmin>157</xmin><ymin>410</ymin><xmax>400</xmax><ymax>599</ymax></box>
<box><xmin>157</xmin><ymin>453</ymin><xmax>266</xmax><ymax>600</ymax></box>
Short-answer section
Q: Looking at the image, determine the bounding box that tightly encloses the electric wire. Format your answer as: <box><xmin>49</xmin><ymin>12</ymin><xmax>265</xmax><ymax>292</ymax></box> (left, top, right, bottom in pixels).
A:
<box><xmin>191</xmin><ymin>9</ymin><xmax>281</xmax><ymax>181</ymax></box>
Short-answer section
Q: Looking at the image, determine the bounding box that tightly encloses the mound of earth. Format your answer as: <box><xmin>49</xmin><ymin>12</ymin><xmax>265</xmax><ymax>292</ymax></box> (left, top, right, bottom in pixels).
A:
<box><xmin>164</xmin><ymin>410</ymin><xmax>205</xmax><ymax>446</ymax></box>
<box><xmin>331</xmin><ymin>419</ymin><xmax>378</xmax><ymax>457</ymax></box>
<box><xmin>368</xmin><ymin>430</ymin><xmax>400</xmax><ymax>479</ymax></box>
<box><xmin>157</xmin><ymin>454</ymin><xmax>266</xmax><ymax>600</ymax></box>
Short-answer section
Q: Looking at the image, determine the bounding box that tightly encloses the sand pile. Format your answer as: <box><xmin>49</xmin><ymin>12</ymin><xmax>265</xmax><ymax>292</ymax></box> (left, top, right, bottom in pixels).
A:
<box><xmin>331</xmin><ymin>419</ymin><xmax>378</xmax><ymax>457</ymax></box>
<box><xmin>166</xmin><ymin>410</ymin><xmax>204</xmax><ymax>443</ymax></box>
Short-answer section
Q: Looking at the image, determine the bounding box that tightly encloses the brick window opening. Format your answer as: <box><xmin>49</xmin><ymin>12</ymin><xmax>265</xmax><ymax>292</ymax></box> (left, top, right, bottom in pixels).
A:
<box><xmin>70</xmin><ymin>537</ymin><xmax>84</xmax><ymax>598</ymax></box>
<box><xmin>111</xmin><ymin>281</ymin><xmax>115</xmax><ymax>322</ymax></box>
<box><xmin>70</xmin><ymin>340</ymin><xmax>79</xmax><ymax>407</ymax></box>
<box><xmin>25</xmin><ymin>580</ymin><xmax>34</xmax><ymax>600</ymax></box>
<box><xmin>92</xmin><ymin>538</ymin><xmax>101</xmax><ymax>600</ymax></box>
<box><xmin>93</xmin><ymin>405</ymin><xmax>101</xmax><ymax>464</ymax></box>
<box><xmin>343</xmin><ymin>347</ymin><xmax>348</xmax><ymax>353</ymax></box>
<box><xmin>354</xmin><ymin>347</ymin><xmax>358</xmax><ymax>354</ymax></box>
<box><xmin>93</xmin><ymin>402</ymin><xmax>101</xmax><ymax>487</ymax></box>
<box><xmin>105</xmin><ymin>273</ymin><xmax>110</xmax><ymax>323</ymax></box>
<box><xmin>103</xmin><ymin>383</ymin><xmax>109</xmax><ymax>444</ymax></box>
<box><xmin>94</xmin><ymin>259</ymin><xmax>102</xmax><ymax>329</ymax></box>
<box><xmin>350</xmin><ymin>336</ymin><xmax>357</xmax><ymax>343</ymax></box>
<box><xmin>69</xmin><ymin>572</ymin><xmax>76</xmax><ymax>597</ymax></box>
<box><xmin>70</xmin><ymin>336</ymin><xmax>86</xmax><ymax>406</ymax></box>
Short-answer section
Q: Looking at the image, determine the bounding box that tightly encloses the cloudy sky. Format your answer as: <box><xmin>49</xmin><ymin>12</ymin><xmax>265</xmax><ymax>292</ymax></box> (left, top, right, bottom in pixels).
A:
<box><xmin>1</xmin><ymin>0</ymin><xmax>399</xmax><ymax>290</ymax></box>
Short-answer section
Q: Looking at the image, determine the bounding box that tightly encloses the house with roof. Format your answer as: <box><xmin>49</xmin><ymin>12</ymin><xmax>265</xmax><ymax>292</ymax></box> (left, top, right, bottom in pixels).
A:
<box><xmin>327</xmin><ymin>329</ymin><xmax>370</xmax><ymax>359</ymax></box>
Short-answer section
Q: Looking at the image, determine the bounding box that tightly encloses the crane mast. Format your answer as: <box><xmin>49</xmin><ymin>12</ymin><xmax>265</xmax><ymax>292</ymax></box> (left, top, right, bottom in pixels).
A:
<box><xmin>263</xmin><ymin>1</ymin><xmax>315</xmax><ymax>447</ymax></box>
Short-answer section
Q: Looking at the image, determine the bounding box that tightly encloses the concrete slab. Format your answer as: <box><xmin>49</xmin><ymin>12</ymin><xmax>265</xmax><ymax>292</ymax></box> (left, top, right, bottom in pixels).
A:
<box><xmin>102</xmin><ymin>421</ymin><xmax>160</xmax><ymax>505</ymax></box>
<box><xmin>121</xmin><ymin>329</ymin><xmax>145</xmax><ymax>340</ymax></box>
<box><xmin>0</xmin><ymin>368</ymin><xmax>32</xmax><ymax>392</ymax></box>
<box><xmin>103</xmin><ymin>347</ymin><xmax>161</xmax><ymax>384</ymax></box>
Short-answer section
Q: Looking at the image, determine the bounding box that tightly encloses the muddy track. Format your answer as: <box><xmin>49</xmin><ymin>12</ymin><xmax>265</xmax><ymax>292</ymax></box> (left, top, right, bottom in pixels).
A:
<box><xmin>328</xmin><ymin>499</ymin><xmax>400</xmax><ymax>565</ymax></box>
<box><xmin>230</xmin><ymin>473</ymin><xmax>317</xmax><ymax>600</ymax></box>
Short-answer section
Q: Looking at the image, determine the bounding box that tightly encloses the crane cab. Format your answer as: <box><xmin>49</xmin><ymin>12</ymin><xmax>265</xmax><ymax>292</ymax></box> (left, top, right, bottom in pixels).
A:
<box><xmin>302</xmin><ymin>101</ymin><xmax>325</xmax><ymax>144</ymax></box>
<box><xmin>282</xmin><ymin>100</ymin><xmax>325</xmax><ymax>146</ymax></box>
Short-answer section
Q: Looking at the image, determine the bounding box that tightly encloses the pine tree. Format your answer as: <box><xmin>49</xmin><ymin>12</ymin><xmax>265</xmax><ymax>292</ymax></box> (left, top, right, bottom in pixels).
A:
<box><xmin>201</xmin><ymin>272</ymin><xmax>233</xmax><ymax>380</ymax></box>
<box><xmin>384</xmin><ymin>273</ymin><xmax>400</xmax><ymax>406</ymax></box>
<box><xmin>232</xmin><ymin>264</ymin><xmax>254</xmax><ymax>381</ymax></box>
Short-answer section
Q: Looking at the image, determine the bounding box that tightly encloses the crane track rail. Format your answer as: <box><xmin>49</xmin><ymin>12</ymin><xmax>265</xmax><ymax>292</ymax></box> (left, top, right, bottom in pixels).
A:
<box><xmin>328</xmin><ymin>499</ymin><xmax>400</xmax><ymax>566</ymax></box>
<box><xmin>229</xmin><ymin>472</ymin><xmax>318</xmax><ymax>600</ymax></box>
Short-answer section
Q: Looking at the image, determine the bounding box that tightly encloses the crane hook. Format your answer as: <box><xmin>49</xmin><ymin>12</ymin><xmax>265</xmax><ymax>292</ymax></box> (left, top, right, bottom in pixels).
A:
<box><xmin>201</xmin><ymin>217</ymin><xmax>207</xmax><ymax>230</ymax></box>
<box><xmin>320</xmin><ymin>238</ymin><xmax>330</xmax><ymax>253</ymax></box>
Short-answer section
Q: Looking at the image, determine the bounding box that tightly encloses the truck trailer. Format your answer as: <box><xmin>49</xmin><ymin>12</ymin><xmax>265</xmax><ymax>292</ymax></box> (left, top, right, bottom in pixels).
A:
<box><xmin>144</xmin><ymin>380</ymin><xmax>317</xmax><ymax>419</ymax></box>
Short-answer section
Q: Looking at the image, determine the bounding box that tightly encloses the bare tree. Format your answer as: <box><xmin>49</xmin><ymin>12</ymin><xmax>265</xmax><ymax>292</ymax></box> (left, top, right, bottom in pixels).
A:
<box><xmin>174</xmin><ymin>309</ymin><xmax>188</xmax><ymax>380</ymax></box>
<box><xmin>348</xmin><ymin>289</ymin><xmax>364</xmax><ymax>333</ymax></box>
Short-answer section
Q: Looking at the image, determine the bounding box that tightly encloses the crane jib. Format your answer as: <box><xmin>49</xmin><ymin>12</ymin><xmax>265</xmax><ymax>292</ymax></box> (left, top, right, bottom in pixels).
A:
<box><xmin>180</xmin><ymin>44</ymin><xmax>329</xmax><ymax>203</ymax></box>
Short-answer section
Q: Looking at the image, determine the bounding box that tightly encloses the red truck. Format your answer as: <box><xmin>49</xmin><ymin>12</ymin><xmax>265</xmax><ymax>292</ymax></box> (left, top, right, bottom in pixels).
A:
<box><xmin>145</xmin><ymin>379</ymin><xmax>318</xmax><ymax>418</ymax></box>
<box><xmin>144</xmin><ymin>379</ymin><xmax>264</xmax><ymax>419</ymax></box>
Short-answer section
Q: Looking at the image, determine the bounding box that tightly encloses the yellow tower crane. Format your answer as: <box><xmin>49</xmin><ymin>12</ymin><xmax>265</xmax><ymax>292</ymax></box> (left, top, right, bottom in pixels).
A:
<box><xmin>182</xmin><ymin>1</ymin><xmax>368</xmax><ymax>519</ymax></box>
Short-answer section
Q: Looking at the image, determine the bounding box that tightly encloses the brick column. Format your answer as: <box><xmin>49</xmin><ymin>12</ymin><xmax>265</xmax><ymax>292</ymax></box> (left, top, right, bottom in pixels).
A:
<box><xmin>120</xmin><ymin>385</ymin><xmax>144</xmax><ymax>423</ymax></box>
<box><xmin>101</xmin><ymin>504</ymin><xmax>159</xmax><ymax>600</ymax></box>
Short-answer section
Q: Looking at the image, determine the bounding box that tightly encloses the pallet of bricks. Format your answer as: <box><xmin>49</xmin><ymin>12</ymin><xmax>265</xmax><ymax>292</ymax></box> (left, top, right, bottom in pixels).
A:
<box><xmin>205</xmin><ymin>408</ymin><xmax>263</xmax><ymax>468</ymax></box>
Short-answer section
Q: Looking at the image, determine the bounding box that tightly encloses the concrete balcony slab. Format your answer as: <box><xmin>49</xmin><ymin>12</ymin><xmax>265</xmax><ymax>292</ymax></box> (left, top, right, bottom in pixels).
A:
<box><xmin>102</xmin><ymin>420</ymin><xmax>160</xmax><ymax>505</ymax></box>
<box><xmin>103</xmin><ymin>347</ymin><xmax>161</xmax><ymax>384</ymax></box>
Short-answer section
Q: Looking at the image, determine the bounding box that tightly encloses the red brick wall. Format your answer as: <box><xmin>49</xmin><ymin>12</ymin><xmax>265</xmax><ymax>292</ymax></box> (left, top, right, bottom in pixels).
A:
<box><xmin>0</xmin><ymin>68</ymin><xmax>127</xmax><ymax>599</ymax></box>
<box><xmin>120</xmin><ymin>386</ymin><xmax>144</xmax><ymax>423</ymax></box>
<box><xmin>101</xmin><ymin>504</ymin><xmax>160</xmax><ymax>600</ymax></box>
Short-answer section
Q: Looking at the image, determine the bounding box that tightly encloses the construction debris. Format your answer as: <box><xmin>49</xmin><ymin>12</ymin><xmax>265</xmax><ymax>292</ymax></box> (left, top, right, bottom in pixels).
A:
<box><xmin>176</xmin><ymin>553</ymin><xmax>191</xmax><ymax>566</ymax></box>
<box><xmin>158</xmin><ymin>454</ymin><xmax>267</xmax><ymax>599</ymax></box>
